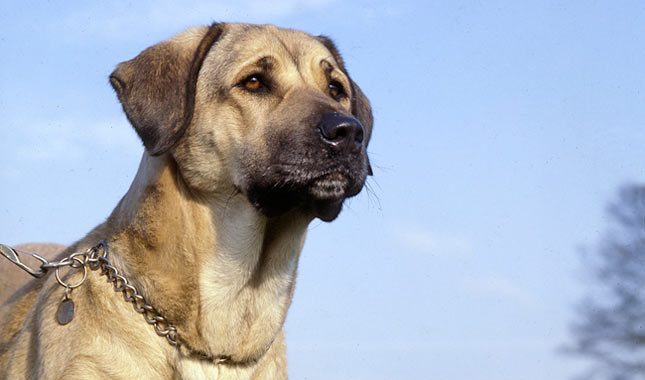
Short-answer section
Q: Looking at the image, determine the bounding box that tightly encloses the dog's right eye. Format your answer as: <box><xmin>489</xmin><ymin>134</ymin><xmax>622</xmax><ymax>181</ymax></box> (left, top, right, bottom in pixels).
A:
<box><xmin>240</xmin><ymin>74</ymin><xmax>269</xmax><ymax>93</ymax></box>
<box><xmin>328</xmin><ymin>80</ymin><xmax>347</xmax><ymax>101</ymax></box>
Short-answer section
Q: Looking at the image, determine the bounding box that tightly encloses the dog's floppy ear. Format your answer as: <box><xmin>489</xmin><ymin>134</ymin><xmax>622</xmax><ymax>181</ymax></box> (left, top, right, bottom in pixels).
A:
<box><xmin>110</xmin><ymin>23</ymin><xmax>224</xmax><ymax>156</ymax></box>
<box><xmin>317</xmin><ymin>35</ymin><xmax>374</xmax><ymax>175</ymax></box>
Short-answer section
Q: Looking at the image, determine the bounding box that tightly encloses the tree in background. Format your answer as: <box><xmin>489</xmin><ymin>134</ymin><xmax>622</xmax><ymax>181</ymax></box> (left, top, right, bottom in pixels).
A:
<box><xmin>569</xmin><ymin>185</ymin><xmax>645</xmax><ymax>380</ymax></box>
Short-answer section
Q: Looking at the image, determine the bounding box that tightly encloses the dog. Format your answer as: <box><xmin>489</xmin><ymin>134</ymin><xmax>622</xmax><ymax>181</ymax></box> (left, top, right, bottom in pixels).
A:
<box><xmin>0</xmin><ymin>22</ymin><xmax>373</xmax><ymax>379</ymax></box>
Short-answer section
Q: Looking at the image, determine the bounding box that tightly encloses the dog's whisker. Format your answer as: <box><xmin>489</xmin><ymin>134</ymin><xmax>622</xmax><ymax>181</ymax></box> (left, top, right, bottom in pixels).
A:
<box><xmin>363</xmin><ymin>180</ymin><xmax>382</xmax><ymax>211</ymax></box>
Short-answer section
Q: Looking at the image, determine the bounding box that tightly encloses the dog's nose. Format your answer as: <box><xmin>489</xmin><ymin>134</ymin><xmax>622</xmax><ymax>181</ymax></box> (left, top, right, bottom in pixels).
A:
<box><xmin>318</xmin><ymin>113</ymin><xmax>364</xmax><ymax>153</ymax></box>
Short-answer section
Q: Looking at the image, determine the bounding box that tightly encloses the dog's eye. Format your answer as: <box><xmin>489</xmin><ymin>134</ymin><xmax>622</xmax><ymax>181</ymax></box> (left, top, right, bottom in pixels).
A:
<box><xmin>328</xmin><ymin>81</ymin><xmax>346</xmax><ymax>101</ymax></box>
<box><xmin>240</xmin><ymin>74</ymin><xmax>268</xmax><ymax>93</ymax></box>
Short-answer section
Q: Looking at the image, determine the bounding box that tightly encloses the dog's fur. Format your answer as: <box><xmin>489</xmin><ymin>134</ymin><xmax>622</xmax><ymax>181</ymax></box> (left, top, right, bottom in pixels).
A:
<box><xmin>0</xmin><ymin>23</ymin><xmax>372</xmax><ymax>379</ymax></box>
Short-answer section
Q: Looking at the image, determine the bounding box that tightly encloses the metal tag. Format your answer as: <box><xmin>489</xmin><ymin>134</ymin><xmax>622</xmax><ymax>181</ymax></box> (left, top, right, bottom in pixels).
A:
<box><xmin>57</xmin><ymin>298</ymin><xmax>75</xmax><ymax>325</ymax></box>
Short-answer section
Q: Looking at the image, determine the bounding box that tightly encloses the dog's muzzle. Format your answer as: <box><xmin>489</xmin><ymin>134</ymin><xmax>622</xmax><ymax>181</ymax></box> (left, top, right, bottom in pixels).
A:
<box><xmin>244</xmin><ymin>112</ymin><xmax>369</xmax><ymax>222</ymax></box>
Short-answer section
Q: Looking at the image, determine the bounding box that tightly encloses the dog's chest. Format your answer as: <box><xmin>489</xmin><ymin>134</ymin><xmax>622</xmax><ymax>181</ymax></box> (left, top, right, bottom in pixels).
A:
<box><xmin>198</xmin><ymin>244</ymin><xmax>299</xmax><ymax>357</ymax></box>
<box><xmin>196</xmin><ymin>207</ymin><xmax>307</xmax><ymax>359</ymax></box>
<box><xmin>175</xmin><ymin>357</ymin><xmax>259</xmax><ymax>380</ymax></box>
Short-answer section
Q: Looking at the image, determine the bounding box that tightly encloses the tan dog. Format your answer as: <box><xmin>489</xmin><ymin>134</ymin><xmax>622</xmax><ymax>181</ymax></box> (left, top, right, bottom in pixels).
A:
<box><xmin>0</xmin><ymin>22</ymin><xmax>372</xmax><ymax>379</ymax></box>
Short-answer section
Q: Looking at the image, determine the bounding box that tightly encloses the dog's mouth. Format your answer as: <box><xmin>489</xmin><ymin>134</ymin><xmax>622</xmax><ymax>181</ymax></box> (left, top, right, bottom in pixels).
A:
<box><xmin>245</xmin><ymin>170</ymin><xmax>363</xmax><ymax>222</ymax></box>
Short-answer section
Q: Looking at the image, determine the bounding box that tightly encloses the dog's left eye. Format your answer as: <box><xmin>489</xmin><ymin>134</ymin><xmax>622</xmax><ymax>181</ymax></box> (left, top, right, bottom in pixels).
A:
<box><xmin>328</xmin><ymin>81</ymin><xmax>346</xmax><ymax>101</ymax></box>
<box><xmin>240</xmin><ymin>74</ymin><xmax>269</xmax><ymax>93</ymax></box>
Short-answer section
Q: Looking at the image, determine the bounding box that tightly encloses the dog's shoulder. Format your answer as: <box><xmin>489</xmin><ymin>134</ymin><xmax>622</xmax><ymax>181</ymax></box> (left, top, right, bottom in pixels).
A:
<box><xmin>0</xmin><ymin>244</ymin><xmax>64</xmax><ymax>369</ymax></box>
<box><xmin>0</xmin><ymin>276</ymin><xmax>44</xmax><ymax>373</ymax></box>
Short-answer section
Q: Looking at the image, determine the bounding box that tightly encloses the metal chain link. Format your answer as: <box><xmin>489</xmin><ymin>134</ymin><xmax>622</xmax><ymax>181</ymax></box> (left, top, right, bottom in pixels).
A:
<box><xmin>1</xmin><ymin>240</ymin><xmax>238</xmax><ymax>364</ymax></box>
<box><xmin>1</xmin><ymin>241</ymin><xmax>180</xmax><ymax>348</ymax></box>
<box><xmin>96</xmin><ymin>252</ymin><xmax>179</xmax><ymax>346</ymax></box>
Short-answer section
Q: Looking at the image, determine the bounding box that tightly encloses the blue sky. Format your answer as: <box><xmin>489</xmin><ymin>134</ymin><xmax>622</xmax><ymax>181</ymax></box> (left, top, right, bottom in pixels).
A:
<box><xmin>1</xmin><ymin>1</ymin><xmax>644</xmax><ymax>379</ymax></box>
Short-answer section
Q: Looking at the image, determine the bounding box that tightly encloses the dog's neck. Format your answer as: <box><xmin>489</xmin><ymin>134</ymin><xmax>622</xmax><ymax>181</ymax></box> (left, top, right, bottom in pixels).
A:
<box><xmin>104</xmin><ymin>153</ymin><xmax>311</xmax><ymax>363</ymax></box>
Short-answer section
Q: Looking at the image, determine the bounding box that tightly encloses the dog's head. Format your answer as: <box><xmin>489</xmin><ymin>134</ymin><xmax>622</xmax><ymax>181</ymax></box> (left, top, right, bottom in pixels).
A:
<box><xmin>110</xmin><ymin>23</ymin><xmax>373</xmax><ymax>222</ymax></box>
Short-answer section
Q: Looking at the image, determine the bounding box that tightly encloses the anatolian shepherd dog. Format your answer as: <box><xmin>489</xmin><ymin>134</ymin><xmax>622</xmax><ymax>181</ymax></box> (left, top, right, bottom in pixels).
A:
<box><xmin>0</xmin><ymin>22</ymin><xmax>373</xmax><ymax>379</ymax></box>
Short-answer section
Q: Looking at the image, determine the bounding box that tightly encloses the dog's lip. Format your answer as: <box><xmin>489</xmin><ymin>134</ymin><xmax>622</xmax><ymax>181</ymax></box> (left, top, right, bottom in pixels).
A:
<box><xmin>307</xmin><ymin>172</ymin><xmax>349</xmax><ymax>200</ymax></box>
<box><xmin>241</xmin><ymin>171</ymin><xmax>351</xmax><ymax>218</ymax></box>
<box><xmin>310</xmin><ymin>198</ymin><xmax>344</xmax><ymax>222</ymax></box>
<box><xmin>240</xmin><ymin>160</ymin><xmax>368</xmax><ymax>221</ymax></box>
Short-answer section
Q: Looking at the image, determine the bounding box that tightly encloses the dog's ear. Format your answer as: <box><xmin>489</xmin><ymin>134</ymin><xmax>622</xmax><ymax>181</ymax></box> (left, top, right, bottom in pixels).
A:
<box><xmin>317</xmin><ymin>35</ymin><xmax>374</xmax><ymax>175</ymax></box>
<box><xmin>110</xmin><ymin>23</ymin><xmax>224</xmax><ymax>156</ymax></box>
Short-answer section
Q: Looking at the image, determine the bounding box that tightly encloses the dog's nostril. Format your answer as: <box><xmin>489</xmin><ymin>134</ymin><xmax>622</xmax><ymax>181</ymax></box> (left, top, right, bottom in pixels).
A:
<box><xmin>355</xmin><ymin>128</ymin><xmax>364</xmax><ymax>144</ymax></box>
<box><xmin>334</xmin><ymin>126</ymin><xmax>349</xmax><ymax>141</ymax></box>
<box><xmin>320</xmin><ymin>122</ymin><xmax>351</xmax><ymax>142</ymax></box>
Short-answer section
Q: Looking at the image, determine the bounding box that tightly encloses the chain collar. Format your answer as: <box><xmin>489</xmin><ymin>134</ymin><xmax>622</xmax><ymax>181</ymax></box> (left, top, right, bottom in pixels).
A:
<box><xmin>0</xmin><ymin>241</ymin><xmax>233</xmax><ymax>364</ymax></box>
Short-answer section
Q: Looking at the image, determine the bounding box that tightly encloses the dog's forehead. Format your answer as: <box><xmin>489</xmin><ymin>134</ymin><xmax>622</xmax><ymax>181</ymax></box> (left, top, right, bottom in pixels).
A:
<box><xmin>213</xmin><ymin>24</ymin><xmax>335</xmax><ymax>71</ymax></box>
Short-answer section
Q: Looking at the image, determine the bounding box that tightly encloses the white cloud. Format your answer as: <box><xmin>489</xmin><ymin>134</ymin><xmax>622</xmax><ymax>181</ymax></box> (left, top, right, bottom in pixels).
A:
<box><xmin>247</xmin><ymin>0</ymin><xmax>334</xmax><ymax>18</ymax></box>
<box><xmin>462</xmin><ymin>275</ymin><xmax>536</xmax><ymax>308</ymax></box>
<box><xmin>394</xmin><ymin>224</ymin><xmax>473</xmax><ymax>257</ymax></box>
<box><xmin>59</xmin><ymin>0</ymin><xmax>336</xmax><ymax>42</ymax></box>
<box><xmin>0</xmin><ymin>165</ymin><xmax>21</xmax><ymax>181</ymax></box>
<box><xmin>6</xmin><ymin>118</ymin><xmax>141</xmax><ymax>163</ymax></box>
